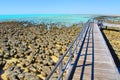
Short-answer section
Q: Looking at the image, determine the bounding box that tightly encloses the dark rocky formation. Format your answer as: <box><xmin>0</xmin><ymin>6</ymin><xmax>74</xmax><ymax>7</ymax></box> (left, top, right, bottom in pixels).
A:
<box><xmin>0</xmin><ymin>21</ymin><xmax>82</xmax><ymax>80</ymax></box>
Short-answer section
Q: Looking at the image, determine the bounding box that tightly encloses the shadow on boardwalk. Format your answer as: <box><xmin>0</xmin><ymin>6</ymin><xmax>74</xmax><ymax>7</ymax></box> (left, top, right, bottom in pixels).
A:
<box><xmin>67</xmin><ymin>23</ymin><xmax>119</xmax><ymax>80</ymax></box>
<box><xmin>68</xmin><ymin>23</ymin><xmax>94</xmax><ymax>80</ymax></box>
<box><xmin>101</xmin><ymin>29</ymin><xmax>120</xmax><ymax>73</ymax></box>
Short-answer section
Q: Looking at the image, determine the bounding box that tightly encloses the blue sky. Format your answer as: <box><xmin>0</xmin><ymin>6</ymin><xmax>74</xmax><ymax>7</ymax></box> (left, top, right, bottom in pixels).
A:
<box><xmin>0</xmin><ymin>0</ymin><xmax>120</xmax><ymax>14</ymax></box>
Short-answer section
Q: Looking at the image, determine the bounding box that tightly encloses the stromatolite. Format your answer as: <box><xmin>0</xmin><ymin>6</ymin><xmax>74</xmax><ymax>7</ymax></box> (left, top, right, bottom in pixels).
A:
<box><xmin>24</xmin><ymin>73</ymin><xmax>41</xmax><ymax>80</ymax></box>
<box><xmin>0</xmin><ymin>21</ymin><xmax>82</xmax><ymax>80</ymax></box>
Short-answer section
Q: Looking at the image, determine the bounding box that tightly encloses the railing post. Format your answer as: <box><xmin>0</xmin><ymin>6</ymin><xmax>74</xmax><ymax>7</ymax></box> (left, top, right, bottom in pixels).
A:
<box><xmin>67</xmin><ymin>48</ymin><xmax>72</xmax><ymax>74</ymax></box>
<box><xmin>46</xmin><ymin>21</ymin><xmax>91</xmax><ymax>80</ymax></box>
<box><xmin>75</xmin><ymin>39</ymin><xmax>78</xmax><ymax>54</ymax></box>
<box><xmin>59</xmin><ymin>55</ymin><xmax>63</xmax><ymax>80</ymax></box>
<box><xmin>74</xmin><ymin>40</ymin><xmax>77</xmax><ymax>58</ymax></box>
<box><xmin>70</xmin><ymin>48</ymin><xmax>72</xmax><ymax>65</ymax></box>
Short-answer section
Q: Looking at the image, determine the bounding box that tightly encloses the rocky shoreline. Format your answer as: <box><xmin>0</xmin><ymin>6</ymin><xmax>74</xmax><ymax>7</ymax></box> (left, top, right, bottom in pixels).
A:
<box><xmin>0</xmin><ymin>21</ymin><xmax>82</xmax><ymax>80</ymax></box>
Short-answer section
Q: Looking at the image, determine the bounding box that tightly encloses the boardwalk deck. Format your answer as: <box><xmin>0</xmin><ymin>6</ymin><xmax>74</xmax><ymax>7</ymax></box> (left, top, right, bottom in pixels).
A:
<box><xmin>68</xmin><ymin>22</ymin><xmax>120</xmax><ymax>80</ymax></box>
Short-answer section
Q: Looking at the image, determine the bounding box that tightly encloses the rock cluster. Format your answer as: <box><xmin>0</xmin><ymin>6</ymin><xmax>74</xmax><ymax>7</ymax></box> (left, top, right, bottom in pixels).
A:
<box><xmin>0</xmin><ymin>21</ymin><xmax>81</xmax><ymax>80</ymax></box>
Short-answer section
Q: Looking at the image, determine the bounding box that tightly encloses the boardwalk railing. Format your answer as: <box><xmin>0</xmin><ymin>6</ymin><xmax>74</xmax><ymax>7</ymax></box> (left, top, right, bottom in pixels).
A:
<box><xmin>46</xmin><ymin>20</ymin><xmax>91</xmax><ymax>80</ymax></box>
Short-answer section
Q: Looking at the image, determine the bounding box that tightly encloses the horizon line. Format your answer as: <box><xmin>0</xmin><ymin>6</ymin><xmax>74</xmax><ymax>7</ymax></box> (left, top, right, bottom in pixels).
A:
<box><xmin>0</xmin><ymin>13</ymin><xmax>120</xmax><ymax>16</ymax></box>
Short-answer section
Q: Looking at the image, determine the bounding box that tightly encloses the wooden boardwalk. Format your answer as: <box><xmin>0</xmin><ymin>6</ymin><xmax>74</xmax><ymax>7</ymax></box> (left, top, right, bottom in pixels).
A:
<box><xmin>68</xmin><ymin>22</ymin><xmax>120</xmax><ymax>80</ymax></box>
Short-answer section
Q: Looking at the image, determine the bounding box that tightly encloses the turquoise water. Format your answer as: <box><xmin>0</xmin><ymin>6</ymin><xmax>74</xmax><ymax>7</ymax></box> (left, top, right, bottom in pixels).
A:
<box><xmin>0</xmin><ymin>14</ymin><xmax>95</xmax><ymax>25</ymax></box>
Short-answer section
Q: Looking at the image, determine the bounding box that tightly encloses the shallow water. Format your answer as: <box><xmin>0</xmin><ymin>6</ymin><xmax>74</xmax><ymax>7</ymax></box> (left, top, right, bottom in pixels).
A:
<box><xmin>0</xmin><ymin>14</ymin><xmax>95</xmax><ymax>26</ymax></box>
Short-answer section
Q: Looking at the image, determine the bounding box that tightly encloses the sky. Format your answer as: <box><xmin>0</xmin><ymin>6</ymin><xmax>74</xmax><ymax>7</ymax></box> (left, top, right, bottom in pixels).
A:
<box><xmin>0</xmin><ymin>0</ymin><xmax>120</xmax><ymax>14</ymax></box>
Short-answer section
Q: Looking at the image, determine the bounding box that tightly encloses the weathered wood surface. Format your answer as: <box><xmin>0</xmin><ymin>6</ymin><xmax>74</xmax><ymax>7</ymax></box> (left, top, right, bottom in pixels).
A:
<box><xmin>69</xmin><ymin>22</ymin><xmax>120</xmax><ymax>80</ymax></box>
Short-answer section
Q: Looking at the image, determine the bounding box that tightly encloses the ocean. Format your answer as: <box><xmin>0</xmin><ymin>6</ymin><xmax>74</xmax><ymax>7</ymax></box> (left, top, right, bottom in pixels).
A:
<box><xmin>0</xmin><ymin>14</ymin><xmax>95</xmax><ymax>26</ymax></box>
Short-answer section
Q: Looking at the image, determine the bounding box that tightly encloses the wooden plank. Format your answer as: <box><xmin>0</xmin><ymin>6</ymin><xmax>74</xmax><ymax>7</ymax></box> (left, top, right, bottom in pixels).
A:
<box><xmin>71</xmin><ymin>22</ymin><xmax>120</xmax><ymax>80</ymax></box>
